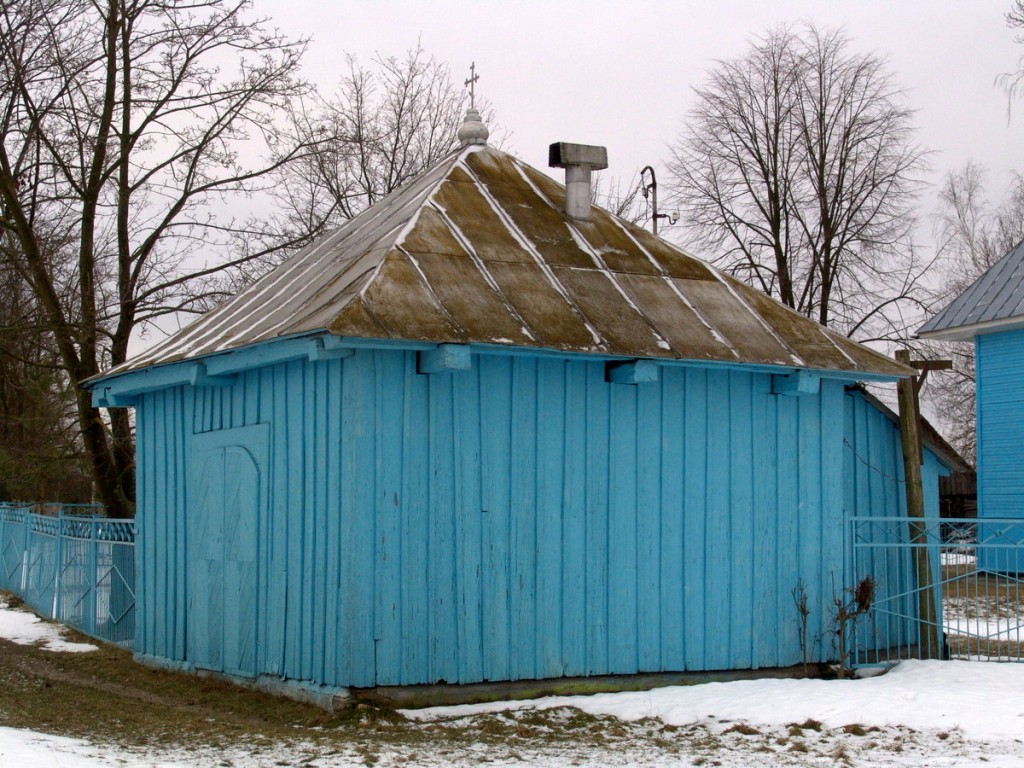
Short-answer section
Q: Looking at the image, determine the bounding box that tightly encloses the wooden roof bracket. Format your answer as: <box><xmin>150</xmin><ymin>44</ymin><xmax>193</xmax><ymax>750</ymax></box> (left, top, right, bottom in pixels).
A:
<box><xmin>606</xmin><ymin>359</ymin><xmax>659</xmax><ymax>385</ymax></box>
<box><xmin>771</xmin><ymin>369</ymin><xmax>821</xmax><ymax>396</ymax></box>
<box><xmin>418</xmin><ymin>344</ymin><xmax>472</xmax><ymax>375</ymax></box>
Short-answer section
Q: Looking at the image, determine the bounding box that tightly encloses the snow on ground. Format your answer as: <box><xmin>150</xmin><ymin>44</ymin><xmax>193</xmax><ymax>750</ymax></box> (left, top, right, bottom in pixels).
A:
<box><xmin>0</xmin><ymin>727</ymin><xmax>182</xmax><ymax>768</ymax></box>
<box><xmin>407</xmin><ymin>660</ymin><xmax>1024</xmax><ymax>741</ymax></box>
<box><xmin>3</xmin><ymin>597</ymin><xmax>1024</xmax><ymax>766</ymax></box>
<box><xmin>0</xmin><ymin>598</ymin><xmax>97</xmax><ymax>653</ymax></box>
<box><xmin>946</xmin><ymin>617</ymin><xmax>1024</xmax><ymax>639</ymax></box>
<box><xmin>939</xmin><ymin>552</ymin><xmax>976</xmax><ymax>566</ymax></box>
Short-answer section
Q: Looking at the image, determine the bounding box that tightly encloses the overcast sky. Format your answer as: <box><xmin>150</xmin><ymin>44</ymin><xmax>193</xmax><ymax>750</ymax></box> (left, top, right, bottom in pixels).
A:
<box><xmin>259</xmin><ymin>0</ymin><xmax>1024</xmax><ymax>247</ymax></box>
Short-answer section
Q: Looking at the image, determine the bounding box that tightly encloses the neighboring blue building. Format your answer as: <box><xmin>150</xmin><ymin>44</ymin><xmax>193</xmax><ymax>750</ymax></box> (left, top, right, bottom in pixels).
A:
<box><xmin>919</xmin><ymin>240</ymin><xmax>1024</xmax><ymax>571</ymax></box>
<box><xmin>86</xmin><ymin>114</ymin><xmax>947</xmax><ymax>699</ymax></box>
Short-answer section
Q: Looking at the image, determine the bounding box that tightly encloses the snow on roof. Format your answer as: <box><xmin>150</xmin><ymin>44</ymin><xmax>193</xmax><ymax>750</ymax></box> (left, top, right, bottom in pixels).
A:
<box><xmin>918</xmin><ymin>239</ymin><xmax>1024</xmax><ymax>340</ymax></box>
<box><xmin>102</xmin><ymin>143</ymin><xmax>910</xmax><ymax>378</ymax></box>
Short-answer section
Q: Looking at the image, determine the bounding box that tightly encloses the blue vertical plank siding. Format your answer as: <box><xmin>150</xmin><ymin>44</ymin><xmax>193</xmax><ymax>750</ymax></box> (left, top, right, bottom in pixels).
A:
<box><xmin>607</xmin><ymin>379</ymin><xmax>638</xmax><ymax>673</ymax></box>
<box><xmin>657</xmin><ymin>370</ymin><xmax>685</xmax><ymax>670</ymax></box>
<box><xmin>635</xmin><ymin>377</ymin><xmax>662</xmax><ymax>672</ymax></box>
<box><xmin>479</xmin><ymin>355</ymin><xmax>512</xmax><ymax>682</ymax></box>
<box><xmin>584</xmin><ymin>364</ymin><xmax>611</xmax><ymax>675</ymax></box>
<box><xmin>268</xmin><ymin>364</ymin><xmax>289</xmax><ymax>677</ymax></box>
<box><xmin>703</xmin><ymin>369</ymin><xmax>731</xmax><ymax>670</ymax></box>
<box><xmin>976</xmin><ymin>329</ymin><xmax>1024</xmax><ymax>522</ymax></box>
<box><xmin>508</xmin><ymin>358</ymin><xmax>538</xmax><ymax>682</ymax></box>
<box><xmin>130</xmin><ymin>344</ymin><xmax>941</xmax><ymax>689</ymax></box>
<box><xmin>560</xmin><ymin>361</ymin><xmax>587</xmax><ymax>676</ymax></box>
<box><xmin>399</xmin><ymin>353</ymin><xmax>430</xmax><ymax>684</ymax></box>
<box><xmin>427</xmin><ymin>370</ymin><xmax>457</xmax><ymax>684</ymax></box>
<box><xmin>976</xmin><ymin>329</ymin><xmax>1024</xmax><ymax>570</ymax></box>
<box><xmin>535</xmin><ymin>361</ymin><xmax>565</xmax><ymax>679</ymax></box>
<box><xmin>728</xmin><ymin>371</ymin><xmax>754</xmax><ymax>669</ymax></box>
<box><xmin>681</xmin><ymin>368</ymin><xmax>709</xmax><ymax>671</ymax></box>
<box><xmin>374</xmin><ymin>352</ymin><xmax>405</xmax><ymax>684</ymax></box>
<box><xmin>751</xmin><ymin>375</ymin><xmax>778</xmax><ymax>667</ymax></box>
<box><xmin>453</xmin><ymin>364</ymin><xmax>484</xmax><ymax>683</ymax></box>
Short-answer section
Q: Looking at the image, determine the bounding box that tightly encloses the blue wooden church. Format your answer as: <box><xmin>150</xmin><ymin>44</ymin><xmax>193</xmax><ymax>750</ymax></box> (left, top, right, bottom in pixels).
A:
<box><xmin>87</xmin><ymin>110</ymin><xmax>951</xmax><ymax>700</ymax></box>
<box><xmin>919</xmin><ymin>240</ymin><xmax>1024</xmax><ymax>571</ymax></box>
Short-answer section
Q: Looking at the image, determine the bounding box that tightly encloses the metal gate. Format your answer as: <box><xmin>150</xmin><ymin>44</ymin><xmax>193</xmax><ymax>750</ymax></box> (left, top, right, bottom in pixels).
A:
<box><xmin>850</xmin><ymin>516</ymin><xmax>1024</xmax><ymax>665</ymax></box>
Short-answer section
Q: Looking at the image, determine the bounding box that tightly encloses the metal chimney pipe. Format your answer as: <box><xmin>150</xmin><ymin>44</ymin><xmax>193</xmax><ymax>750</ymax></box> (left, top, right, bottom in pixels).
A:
<box><xmin>548</xmin><ymin>142</ymin><xmax>609</xmax><ymax>221</ymax></box>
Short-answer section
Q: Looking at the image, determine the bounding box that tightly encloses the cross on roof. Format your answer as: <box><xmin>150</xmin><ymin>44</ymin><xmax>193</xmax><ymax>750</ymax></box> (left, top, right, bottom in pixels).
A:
<box><xmin>465</xmin><ymin>62</ymin><xmax>479</xmax><ymax>108</ymax></box>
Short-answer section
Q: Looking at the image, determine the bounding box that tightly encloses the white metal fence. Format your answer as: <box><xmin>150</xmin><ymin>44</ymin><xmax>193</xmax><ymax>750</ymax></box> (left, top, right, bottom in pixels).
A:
<box><xmin>0</xmin><ymin>503</ymin><xmax>135</xmax><ymax>647</ymax></box>
<box><xmin>851</xmin><ymin>516</ymin><xmax>1024</xmax><ymax>665</ymax></box>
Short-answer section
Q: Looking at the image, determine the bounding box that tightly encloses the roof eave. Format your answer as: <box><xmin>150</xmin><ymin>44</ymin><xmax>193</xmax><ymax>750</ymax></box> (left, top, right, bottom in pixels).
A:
<box><xmin>917</xmin><ymin>314</ymin><xmax>1024</xmax><ymax>341</ymax></box>
<box><xmin>87</xmin><ymin>332</ymin><xmax>910</xmax><ymax>408</ymax></box>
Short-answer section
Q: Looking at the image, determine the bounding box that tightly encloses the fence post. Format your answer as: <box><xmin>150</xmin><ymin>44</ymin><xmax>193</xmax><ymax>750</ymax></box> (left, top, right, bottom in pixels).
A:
<box><xmin>88</xmin><ymin>517</ymin><xmax>98</xmax><ymax>637</ymax></box>
<box><xmin>20</xmin><ymin>508</ymin><xmax>30</xmax><ymax>596</ymax></box>
<box><xmin>52</xmin><ymin>512</ymin><xmax>62</xmax><ymax>619</ymax></box>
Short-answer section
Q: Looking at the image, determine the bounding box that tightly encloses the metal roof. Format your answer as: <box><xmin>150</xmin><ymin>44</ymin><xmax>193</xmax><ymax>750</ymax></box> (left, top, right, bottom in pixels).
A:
<box><xmin>918</xmin><ymin>239</ymin><xmax>1024</xmax><ymax>340</ymax></box>
<box><xmin>102</xmin><ymin>143</ymin><xmax>911</xmax><ymax>379</ymax></box>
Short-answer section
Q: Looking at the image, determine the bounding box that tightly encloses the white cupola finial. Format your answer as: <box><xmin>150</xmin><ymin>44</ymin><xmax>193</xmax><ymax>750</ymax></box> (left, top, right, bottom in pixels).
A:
<box><xmin>458</xmin><ymin>62</ymin><xmax>489</xmax><ymax>147</ymax></box>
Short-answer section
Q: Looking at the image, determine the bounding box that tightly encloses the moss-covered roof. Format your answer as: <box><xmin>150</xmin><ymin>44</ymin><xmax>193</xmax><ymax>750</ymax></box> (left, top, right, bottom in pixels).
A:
<box><xmin>106</xmin><ymin>144</ymin><xmax>910</xmax><ymax>378</ymax></box>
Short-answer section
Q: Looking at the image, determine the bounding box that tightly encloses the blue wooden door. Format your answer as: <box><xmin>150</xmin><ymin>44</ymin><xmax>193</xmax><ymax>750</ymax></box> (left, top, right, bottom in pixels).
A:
<box><xmin>187</xmin><ymin>424</ymin><xmax>268</xmax><ymax>678</ymax></box>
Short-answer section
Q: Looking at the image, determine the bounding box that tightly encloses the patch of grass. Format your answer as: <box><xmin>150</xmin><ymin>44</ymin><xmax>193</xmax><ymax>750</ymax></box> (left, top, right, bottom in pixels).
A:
<box><xmin>831</xmin><ymin>742</ymin><xmax>852</xmax><ymax>765</ymax></box>
<box><xmin>0</xmin><ymin>600</ymin><xmax>979</xmax><ymax>767</ymax></box>
<box><xmin>4</xmin><ymin>594</ymin><xmax>23</xmax><ymax>609</ymax></box>
<box><xmin>723</xmin><ymin>723</ymin><xmax>761</xmax><ymax>736</ymax></box>
<box><xmin>0</xmin><ymin>623</ymin><xmax>588</xmax><ymax>759</ymax></box>
<box><xmin>684</xmin><ymin>726</ymin><xmax>725</xmax><ymax>754</ymax></box>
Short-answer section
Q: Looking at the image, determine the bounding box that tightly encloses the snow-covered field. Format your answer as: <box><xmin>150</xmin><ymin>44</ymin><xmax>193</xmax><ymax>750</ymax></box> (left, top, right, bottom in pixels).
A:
<box><xmin>2</xmin><ymin>598</ymin><xmax>1024</xmax><ymax>767</ymax></box>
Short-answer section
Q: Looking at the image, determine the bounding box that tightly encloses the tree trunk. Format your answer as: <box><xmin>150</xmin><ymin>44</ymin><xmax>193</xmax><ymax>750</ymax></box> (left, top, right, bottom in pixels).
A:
<box><xmin>76</xmin><ymin>387</ymin><xmax>133</xmax><ymax>518</ymax></box>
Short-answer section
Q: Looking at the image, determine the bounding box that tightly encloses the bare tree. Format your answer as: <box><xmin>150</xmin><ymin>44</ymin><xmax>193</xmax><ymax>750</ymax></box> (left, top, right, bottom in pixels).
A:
<box><xmin>935</xmin><ymin>163</ymin><xmax>1024</xmax><ymax>293</ymax></box>
<box><xmin>669</xmin><ymin>24</ymin><xmax>930</xmax><ymax>342</ymax></box>
<box><xmin>1000</xmin><ymin>1</ymin><xmax>1024</xmax><ymax>103</ymax></box>
<box><xmin>923</xmin><ymin>163</ymin><xmax>1024</xmax><ymax>462</ymax></box>
<box><xmin>592</xmin><ymin>171</ymin><xmax>649</xmax><ymax>226</ymax></box>
<box><xmin>0</xmin><ymin>250</ymin><xmax>91</xmax><ymax>500</ymax></box>
<box><xmin>232</xmin><ymin>46</ymin><xmax>476</xmax><ymax>278</ymax></box>
<box><xmin>0</xmin><ymin>0</ymin><xmax>316</xmax><ymax>516</ymax></box>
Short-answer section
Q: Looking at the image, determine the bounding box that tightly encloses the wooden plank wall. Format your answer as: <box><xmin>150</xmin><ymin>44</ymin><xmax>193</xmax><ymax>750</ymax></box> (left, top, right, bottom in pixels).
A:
<box><xmin>975</xmin><ymin>328</ymin><xmax>1024</xmax><ymax>572</ymax></box>
<box><xmin>136</xmin><ymin>349</ymin><xmax>855</xmax><ymax>688</ymax></box>
<box><xmin>976</xmin><ymin>328</ymin><xmax>1024</xmax><ymax>519</ymax></box>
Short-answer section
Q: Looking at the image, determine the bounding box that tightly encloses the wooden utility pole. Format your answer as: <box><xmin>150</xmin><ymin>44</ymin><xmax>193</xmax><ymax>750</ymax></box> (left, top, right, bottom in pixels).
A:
<box><xmin>895</xmin><ymin>349</ymin><xmax>948</xmax><ymax>659</ymax></box>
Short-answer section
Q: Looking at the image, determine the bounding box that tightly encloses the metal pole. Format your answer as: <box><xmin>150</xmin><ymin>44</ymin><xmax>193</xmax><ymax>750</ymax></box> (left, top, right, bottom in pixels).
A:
<box><xmin>651</xmin><ymin>177</ymin><xmax>659</xmax><ymax>236</ymax></box>
<box><xmin>641</xmin><ymin>165</ymin><xmax>659</xmax><ymax>235</ymax></box>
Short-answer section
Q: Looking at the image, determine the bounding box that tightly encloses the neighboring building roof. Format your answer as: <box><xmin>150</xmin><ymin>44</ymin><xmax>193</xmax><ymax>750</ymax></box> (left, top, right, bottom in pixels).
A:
<box><xmin>918</xmin><ymin>239</ymin><xmax>1024</xmax><ymax>341</ymax></box>
<box><xmin>100</xmin><ymin>139</ymin><xmax>911</xmax><ymax>380</ymax></box>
